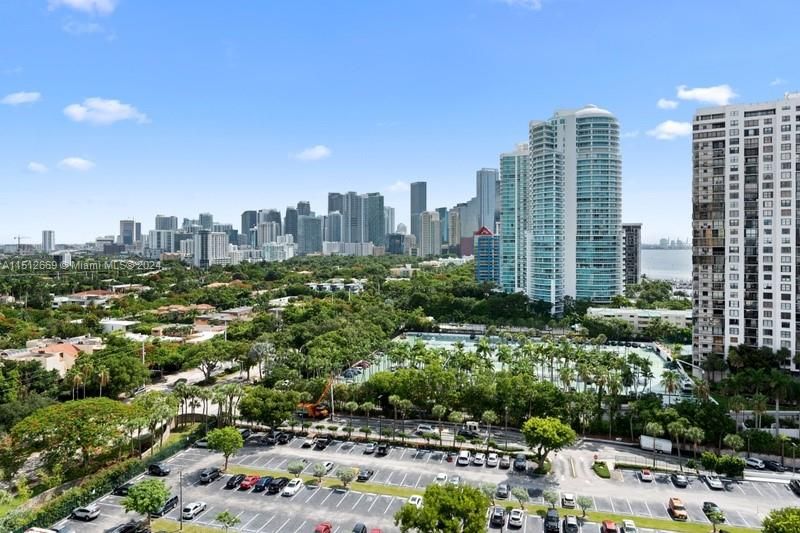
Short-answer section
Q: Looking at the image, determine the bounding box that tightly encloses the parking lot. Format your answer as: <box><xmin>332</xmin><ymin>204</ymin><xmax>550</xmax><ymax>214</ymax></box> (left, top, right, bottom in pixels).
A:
<box><xmin>53</xmin><ymin>435</ymin><xmax>776</xmax><ymax>532</ymax></box>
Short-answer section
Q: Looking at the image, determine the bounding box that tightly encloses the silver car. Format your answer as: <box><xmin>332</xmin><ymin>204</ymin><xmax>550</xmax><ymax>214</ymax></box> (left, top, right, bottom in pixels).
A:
<box><xmin>71</xmin><ymin>503</ymin><xmax>100</xmax><ymax>521</ymax></box>
<box><xmin>181</xmin><ymin>501</ymin><xmax>207</xmax><ymax>520</ymax></box>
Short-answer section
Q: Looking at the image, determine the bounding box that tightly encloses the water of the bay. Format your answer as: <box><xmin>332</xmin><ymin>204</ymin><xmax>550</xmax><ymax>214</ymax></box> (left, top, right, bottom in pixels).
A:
<box><xmin>641</xmin><ymin>248</ymin><xmax>692</xmax><ymax>282</ymax></box>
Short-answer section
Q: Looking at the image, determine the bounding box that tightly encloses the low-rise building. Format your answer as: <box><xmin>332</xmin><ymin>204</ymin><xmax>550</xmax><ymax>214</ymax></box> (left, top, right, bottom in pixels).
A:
<box><xmin>586</xmin><ymin>307</ymin><xmax>692</xmax><ymax>332</ymax></box>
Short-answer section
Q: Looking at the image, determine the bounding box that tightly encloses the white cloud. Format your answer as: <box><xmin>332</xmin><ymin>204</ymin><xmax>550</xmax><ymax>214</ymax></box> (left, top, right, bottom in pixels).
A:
<box><xmin>657</xmin><ymin>98</ymin><xmax>678</xmax><ymax>110</ymax></box>
<box><xmin>62</xmin><ymin>20</ymin><xmax>104</xmax><ymax>35</ymax></box>
<box><xmin>49</xmin><ymin>0</ymin><xmax>117</xmax><ymax>15</ymax></box>
<box><xmin>386</xmin><ymin>180</ymin><xmax>410</xmax><ymax>193</ymax></box>
<box><xmin>291</xmin><ymin>145</ymin><xmax>332</xmax><ymax>161</ymax></box>
<box><xmin>770</xmin><ymin>78</ymin><xmax>786</xmax><ymax>86</ymax></box>
<box><xmin>1</xmin><ymin>91</ymin><xmax>41</xmax><ymax>105</ymax></box>
<box><xmin>497</xmin><ymin>0</ymin><xmax>542</xmax><ymax>9</ymax></box>
<box><xmin>676</xmin><ymin>84</ymin><xmax>737</xmax><ymax>106</ymax></box>
<box><xmin>620</xmin><ymin>130</ymin><xmax>640</xmax><ymax>139</ymax></box>
<box><xmin>27</xmin><ymin>162</ymin><xmax>48</xmax><ymax>173</ymax></box>
<box><xmin>58</xmin><ymin>157</ymin><xmax>95</xmax><ymax>171</ymax></box>
<box><xmin>64</xmin><ymin>97</ymin><xmax>148</xmax><ymax>125</ymax></box>
<box><xmin>647</xmin><ymin>120</ymin><xmax>691</xmax><ymax>140</ymax></box>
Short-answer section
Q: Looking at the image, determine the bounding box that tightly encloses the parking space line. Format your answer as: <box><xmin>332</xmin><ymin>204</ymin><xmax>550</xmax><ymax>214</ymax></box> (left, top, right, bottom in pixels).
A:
<box><xmin>400</xmin><ymin>449</ymin><xmax>408</xmax><ymax>460</ymax></box>
<box><xmin>293</xmin><ymin>521</ymin><xmax>307</xmax><ymax>533</ymax></box>
<box><xmin>368</xmin><ymin>494</ymin><xmax>380</xmax><ymax>512</ymax></box>
<box><xmin>304</xmin><ymin>487</ymin><xmax>318</xmax><ymax>503</ymax></box>
<box><xmin>749</xmin><ymin>482</ymin><xmax>764</xmax><ymax>497</ymax></box>
<box><xmin>351</xmin><ymin>493</ymin><xmax>364</xmax><ymax>509</ymax></box>
<box><xmin>273</xmin><ymin>517</ymin><xmax>292</xmax><ymax>533</ymax></box>
<box><xmin>413</xmin><ymin>473</ymin><xmax>423</xmax><ymax>487</ymax></box>
<box><xmin>320</xmin><ymin>489</ymin><xmax>334</xmax><ymax>505</ymax></box>
<box><xmin>385</xmin><ymin>472</ymin><xmax>394</xmax><ymax>485</ymax></box>
<box><xmin>384</xmin><ymin>496</ymin><xmax>394</xmax><ymax>514</ymax></box>
<box><xmin>241</xmin><ymin>513</ymin><xmax>260</xmax><ymax>530</ymax></box>
<box><xmin>400</xmin><ymin>473</ymin><xmax>408</xmax><ymax>486</ymax></box>
<box><xmin>643</xmin><ymin>500</ymin><xmax>652</xmax><ymax>517</ymax></box>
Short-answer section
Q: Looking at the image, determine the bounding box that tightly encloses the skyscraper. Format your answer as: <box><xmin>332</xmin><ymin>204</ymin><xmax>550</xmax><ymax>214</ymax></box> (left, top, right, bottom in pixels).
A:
<box><xmin>119</xmin><ymin>219</ymin><xmax>136</xmax><ymax>245</ymax></box>
<box><xmin>476</xmin><ymin>168</ymin><xmax>499</xmax><ymax>230</ymax></box>
<box><xmin>436</xmin><ymin>207</ymin><xmax>448</xmax><ymax>245</ymax></box>
<box><xmin>259</xmin><ymin>209</ymin><xmax>282</xmax><ymax>234</ymax></box>
<box><xmin>328</xmin><ymin>193</ymin><xmax>344</xmax><ymax>214</ymax></box>
<box><xmin>257</xmin><ymin>221</ymin><xmax>281</xmax><ymax>246</ymax></box>
<box><xmin>297</xmin><ymin>201</ymin><xmax>311</xmax><ymax>216</ymax></box>
<box><xmin>396</xmin><ymin>222</ymin><xmax>407</xmax><ymax>234</ymax></box>
<box><xmin>135</xmin><ymin>222</ymin><xmax>142</xmax><ymax>243</ymax></box>
<box><xmin>199</xmin><ymin>212</ymin><xmax>214</xmax><ymax>230</ymax></box>
<box><xmin>527</xmin><ymin>105</ymin><xmax>622</xmax><ymax>314</ymax></box>
<box><xmin>500</xmin><ymin>143</ymin><xmax>530</xmax><ymax>293</ymax></box>
<box><xmin>474</xmin><ymin>227</ymin><xmax>500</xmax><ymax>284</ymax></box>
<box><xmin>42</xmin><ymin>230</ymin><xmax>55</xmax><ymax>252</ymax></box>
<box><xmin>622</xmin><ymin>223</ymin><xmax>642</xmax><ymax>286</ymax></box>
<box><xmin>343</xmin><ymin>191</ymin><xmax>364</xmax><ymax>243</ymax></box>
<box><xmin>410</xmin><ymin>181</ymin><xmax>427</xmax><ymax>242</ymax></box>
<box><xmin>297</xmin><ymin>215</ymin><xmax>323</xmax><ymax>255</ymax></box>
<box><xmin>326</xmin><ymin>211</ymin><xmax>343</xmax><ymax>242</ymax></box>
<box><xmin>241</xmin><ymin>210</ymin><xmax>258</xmax><ymax>236</ymax></box>
<box><xmin>447</xmin><ymin>208</ymin><xmax>461</xmax><ymax>251</ymax></box>
<box><xmin>384</xmin><ymin>206</ymin><xmax>395</xmax><ymax>237</ymax></box>
<box><xmin>155</xmin><ymin>215</ymin><xmax>178</xmax><ymax>231</ymax></box>
<box><xmin>692</xmin><ymin>93</ymin><xmax>800</xmax><ymax>371</ymax></box>
<box><xmin>418</xmin><ymin>210</ymin><xmax>441</xmax><ymax>257</ymax></box>
<box><xmin>364</xmin><ymin>193</ymin><xmax>385</xmax><ymax>246</ymax></box>
<box><xmin>284</xmin><ymin>207</ymin><xmax>299</xmax><ymax>240</ymax></box>
<box><xmin>193</xmin><ymin>230</ymin><xmax>228</xmax><ymax>268</ymax></box>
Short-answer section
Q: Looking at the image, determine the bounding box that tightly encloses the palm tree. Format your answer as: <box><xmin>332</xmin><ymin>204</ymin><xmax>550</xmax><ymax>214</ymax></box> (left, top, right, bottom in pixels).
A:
<box><xmin>667</xmin><ymin>419</ymin><xmax>689</xmax><ymax>466</ymax></box>
<box><xmin>71</xmin><ymin>372</ymin><xmax>84</xmax><ymax>401</ymax></box>
<box><xmin>388</xmin><ymin>394</ymin><xmax>401</xmax><ymax>436</ymax></box>
<box><xmin>344</xmin><ymin>401</ymin><xmax>359</xmax><ymax>428</ymax></box>
<box><xmin>360</xmin><ymin>401</ymin><xmax>376</xmax><ymax>434</ymax></box>
<box><xmin>431</xmin><ymin>404</ymin><xmax>447</xmax><ymax>445</ymax></box>
<box><xmin>448</xmin><ymin>411</ymin><xmax>465</xmax><ymax>446</ymax></box>
<box><xmin>481</xmin><ymin>410</ymin><xmax>498</xmax><ymax>452</ymax></box>
<box><xmin>643</xmin><ymin>422</ymin><xmax>664</xmax><ymax>468</ymax></box>
<box><xmin>559</xmin><ymin>366</ymin><xmax>575</xmax><ymax>393</ymax></box>
<box><xmin>660</xmin><ymin>370</ymin><xmax>681</xmax><ymax>405</ymax></box>
<box><xmin>751</xmin><ymin>393</ymin><xmax>768</xmax><ymax>430</ymax></box>
<box><xmin>80</xmin><ymin>362</ymin><xmax>93</xmax><ymax>399</ymax></box>
<box><xmin>770</xmin><ymin>371</ymin><xmax>791</xmax><ymax>437</ymax></box>
<box><xmin>729</xmin><ymin>395</ymin><xmax>746</xmax><ymax>432</ymax></box>
<box><xmin>398</xmin><ymin>400</ymin><xmax>413</xmax><ymax>443</ymax></box>
<box><xmin>684</xmin><ymin>426</ymin><xmax>705</xmax><ymax>459</ymax></box>
<box><xmin>97</xmin><ymin>366</ymin><xmax>110</xmax><ymax>398</ymax></box>
<box><xmin>693</xmin><ymin>378</ymin><xmax>710</xmax><ymax>401</ymax></box>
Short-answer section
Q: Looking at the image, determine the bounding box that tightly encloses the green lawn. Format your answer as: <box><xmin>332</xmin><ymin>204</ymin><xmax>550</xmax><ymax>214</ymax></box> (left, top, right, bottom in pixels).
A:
<box><xmin>0</xmin><ymin>495</ymin><xmax>26</xmax><ymax>518</ymax></box>
<box><xmin>153</xmin><ymin>518</ymin><xmax>223</xmax><ymax>532</ymax></box>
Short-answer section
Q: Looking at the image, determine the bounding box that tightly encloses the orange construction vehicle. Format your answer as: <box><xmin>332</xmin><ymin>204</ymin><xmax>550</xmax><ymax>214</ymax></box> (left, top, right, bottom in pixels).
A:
<box><xmin>298</xmin><ymin>376</ymin><xmax>333</xmax><ymax>419</ymax></box>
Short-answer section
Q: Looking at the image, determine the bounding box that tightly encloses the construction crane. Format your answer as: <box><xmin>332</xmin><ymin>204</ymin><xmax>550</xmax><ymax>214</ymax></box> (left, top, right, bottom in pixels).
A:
<box><xmin>12</xmin><ymin>235</ymin><xmax>29</xmax><ymax>253</ymax></box>
<box><xmin>298</xmin><ymin>375</ymin><xmax>334</xmax><ymax>419</ymax></box>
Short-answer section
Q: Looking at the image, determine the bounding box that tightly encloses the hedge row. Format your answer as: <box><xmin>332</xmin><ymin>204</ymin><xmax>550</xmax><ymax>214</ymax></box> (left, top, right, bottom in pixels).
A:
<box><xmin>0</xmin><ymin>425</ymin><xmax>205</xmax><ymax>533</ymax></box>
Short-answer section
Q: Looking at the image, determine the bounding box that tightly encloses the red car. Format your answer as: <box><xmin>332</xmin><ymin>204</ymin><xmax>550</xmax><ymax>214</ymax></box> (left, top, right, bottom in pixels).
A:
<box><xmin>314</xmin><ymin>523</ymin><xmax>333</xmax><ymax>533</ymax></box>
<box><xmin>239</xmin><ymin>475</ymin><xmax>260</xmax><ymax>490</ymax></box>
<box><xmin>370</xmin><ymin>530</ymin><xmax>382</xmax><ymax>533</ymax></box>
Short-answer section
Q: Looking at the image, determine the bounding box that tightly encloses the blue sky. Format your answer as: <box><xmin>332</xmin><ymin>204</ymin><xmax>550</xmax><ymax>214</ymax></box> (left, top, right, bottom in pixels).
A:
<box><xmin>0</xmin><ymin>0</ymin><xmax>797</xmax><ymax>243</ymax></box>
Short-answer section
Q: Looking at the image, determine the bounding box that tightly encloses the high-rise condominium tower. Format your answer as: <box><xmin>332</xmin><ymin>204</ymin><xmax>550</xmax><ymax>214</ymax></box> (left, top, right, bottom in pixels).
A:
<box><xmin>410</xmin><ymin>181</ymin><xmax>427</xmax><ymax>242</ymax></box>
<box><xmin>384</xmin><ymin>206</ymin><xmax>395</xmax><ymax>237</ymax></box>
<box><xmin>284</xmin><ymin>207</ymin><xmax>299</xmax><ymax>240</ymax></box>
<box><xmin>199</xmin><ymin>212</ymin><xmax>214</xmax><ymax>230</ymax></box>
<box><xmin>364</xmin><ymin>193</ymin><xmax>385</xmax><ymax>246</ymax></box>
<box><xmin>476</xmin><ymin>168</ymin><xmax>499</xmax><ymax>230</ymax></box>
<box><xmin>119</xmin><ymin>219</ymin><xmax>136</xmax><ymax>245</ymax></box>
<box><xmin>528</xmin><ymin>105</ymin><xmax>622</xmax><ymax>315</ymax></box>
<box><xmin>622</xmin><ymin>223</ymin><xmax>642</xmax><ymax>286</ymax></box>
<box><xmin>693</xmin><ymin>93</ymin><xmax>800</xmax><ymax>370</ymax></box>
<box><xmin>328</xmin><ymin>193</ymin><xmax>344</xmax><ymax>214</ymax></box>
<box><xmin>241</xmin><ymin>210</ymin><xmax>258</xmax><ymax>236</ymax></box>
<box><xmin>297</xmin><ymin>201</ymin><xmax>311</xmax><ymax>216</ymax></box>
<box><xmin>418</xmin><ymin>210</ymin><xmax>441</xmax><ymax>257</ymax></box>
<box><xmin>155</xmin><ymin>215</ymin><xmax>178</xmax><ymax>231</ymax></box>
<box><xmin>500</xmin><ymin>143</ymin><xmax>530</xmax><ymax>293</ymax></box>
<box><xmin>42</xmin><ymin>230</ymin><xmax>55</xmax><ymax>253</ymax></box>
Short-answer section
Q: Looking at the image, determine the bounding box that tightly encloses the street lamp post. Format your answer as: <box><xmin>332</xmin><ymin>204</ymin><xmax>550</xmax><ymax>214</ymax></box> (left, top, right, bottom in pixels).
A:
<box><xmin>378</xmin><ymin>416</ymin><xmax>383</xmax><ymax>443</ymax></box>
<box><xmin>792</xmin><ymin>443</ymin><xmax>797</xmax><ymax>476</ymax></box>
<box><xmin>179</xmin><ymin>470</ymin><xmax>183</xmax><ymax>530</ymax></box>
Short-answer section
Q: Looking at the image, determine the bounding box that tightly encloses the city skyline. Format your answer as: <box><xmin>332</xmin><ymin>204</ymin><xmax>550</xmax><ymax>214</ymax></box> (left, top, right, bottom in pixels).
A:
<box><xmin>1</xmin><ymin>1</ymin><xmax>798</xmax><ymax>242</ymax></box>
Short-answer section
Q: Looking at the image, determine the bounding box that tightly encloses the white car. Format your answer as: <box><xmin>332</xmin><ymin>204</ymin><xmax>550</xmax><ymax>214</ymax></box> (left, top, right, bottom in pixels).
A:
<box><xmin>408</xmin><ymin>495</ymin><xmax>423</xmax><ymax>508</ymax></box>
<box><xmin>456</xmin><ymin>450</ymin><xmax>471</xmax><ymax>466</ymax></box>
<box><xmin>364</xmin><ymin>442</ymin><xmax>376</xmax><ymax>454</ymax></box>
<box><xmin>472</xmin><ymin>452</ymin><xmax>486</xmax><ymax>466</ymax></box>
<box><xmin>745</xmin><ymin>457</ymin><xmax>765</xmax><ymax>469</ymax></box>
<box><xmin>71</xmin><ymin>504</ymin><xmax>100</xmax><ymax>521</ymax></box>
<box><xmin>282</xmin><ymin>478</ymin><xmax>304</xmax><ymax>496</ymax></box>
<box><xmin>508</xmin><ymin>508</ymin><xmax>525</xmax><ymax>528</ymax></box>
<box><xmin>416</xmin><ymin>424</ymin><xmax>435</xmax><ymax>434</ymax></box>
<box><xmin>639</xmin><ymin>469</ymin><xmax>654</xmax><ymax>482</ymax></box>
<box><xmin>434</xmin><ymin>472</ymin><xmax>448</xmax><ymax>485</ymax></box>
<box><xmin>181</xmin><ymin>501</ymin><xmax>207</xmax><ymax>520</ymax></box>
<box><xmin>561</xmin><ymin>492</ymin><xmax>576</xmax><ymax>508</ymax></box>
<box><xmin>621</xmin><ymin>519</ymin><xmax>638</xmax><ymax>533</ymax></box>
<box><xmin>302</xmin><ymin>437</ymin><xmax>315</xmax><ymax>448</ymax></box>
<box><xmin>486</xmin><ymin>452</ymin><xmax>499</xmax><ymax>467</ymax></box>
<box><xmin>706</xmin><ymin>474</ymin><xmax>724</xmax><ymax>490</ymax></box>
<box><xmin>322</xmin><ymin>461</ymin><xmax>335</xmax><ymax>473</ymax></box>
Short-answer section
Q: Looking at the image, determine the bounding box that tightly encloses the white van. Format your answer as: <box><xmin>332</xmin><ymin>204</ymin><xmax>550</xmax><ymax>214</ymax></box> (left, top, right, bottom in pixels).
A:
<box><xmin>456</xmin><ymin>450</ymin><xmax>471</xmax><ymax>466</ymax></box>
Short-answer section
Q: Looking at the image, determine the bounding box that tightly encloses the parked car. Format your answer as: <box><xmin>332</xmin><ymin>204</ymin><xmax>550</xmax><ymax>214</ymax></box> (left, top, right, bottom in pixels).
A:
<box><xmin>745</xmin><ymin>457</ymin><xmax>765</xmax><ymax>469</ymax></box>
<box><xmin>544</xmin><ymin>509</ymin><xmax>560</xmax><ymax>533</ymax></box>
<box><xmin>489</xmin><ymin>506</ymin><xmax>506</xmax><ymax>527</ymax></box>
<box><xmin>226</xmin><ymin>474</ymin><xmax>246</xmax><ymax>489</ymax></box>
<box><xmin>239</xmin><ymin>475</ymin><xmax>260</xmax><ymax>490</ymax></box>
<box><xmin>495</xmin><ymin>483</ymin><xmax>510</xmax><ymax>499</ymax></box>
<box><xmin>181</xmin><ymin>501</ymin><xmax>206</xmax><ymax>520</ymax></box>
<box><xmin>112</xmin><ymin>482</ymin><xmax>134</xmax><ymax>496</ymax></box>
<box><xmin>703</xmin><ymin>502</ymin><xmax>725</xmax><ymax>521</ymax></box>
<box><xmin>457</xmin><ymin>450</ymin><xmax>471</xmax><ymax>466</ymax></box>
<box><xmin>458</xmin><ymin>429</ymin><xmax>480</xmax><ymax>439</ymax></box>
<box><xmin>277</xmin><ymin>432</ymin><xmax>292</xmax><ymax>445</ymax></box>
<box><xmin>357</xmin><ymin>469</ymin><xmax>374</xmax><ymax>481</ymax></box>
<box><xmin>561</xmin><ymin>492</ymin><xmax>576</xmax><ymax>508</ymax></box>
<box><xmin>282</xmin><ymin>478</ymin><xmax>304</xmax><ymax>496</ymax></box>
<box><xmin>302</xmin><ymin>437</ymin><xmax>315</xmax><ymax>448</ymax></box>
<box><xmin>314</xmin><ymin>522</ymin><xmax>333</xmax><ymax>533</ymax></box>
<box><xmin>763</xmin><ymin>459</ymin><xmax>785</xmax><ymax>472</ymax></box>
<box><xmin>472</xmin><ymin>452</ymin><xmax>486</xmax><ymax>466</ymax></box>
<box><xmin>448</xmin><ymin>474</ymin><xmax>461</xmax><ymax>486</ymax></box>
<box><xmin>499</xmin><ymin>455</ymin><xmax>511</xmax><ymax>469</ymax></box>
<box><xmin>199</xmin><ymin>467</ymin><xmax>222</xmax><ymax>484</ymax></box>
<box><xmin>563</xmin><ymin>516</ymin><xmax>580</xmax><ymax>533</ymax></box>
<box><xmin>253</xmin><ymin>476</ymin><xmax>273</xmax><ymax>492</ymax></box>
<box><xmin>668</xmin><ymin>497</ymin><xmax>688</xmax><ymax>521</ymax></box>
<box><xmin>151</xmin><ymin>495</ymin><xmax>178</xmax><ymax>517</ymax></box>
<box><xmin>267</xmin><ymin>477</ymin><xmax>290</xmax><ymax>494</ymax></box>
<box><xmin>71</xmin><ymin>504</ymin><xmax>100</xmax><ymax>521</ymax></box>
<box><xmin>194</xmin><ymin>438</ymin><xmax>208</xmax><ymax>448</ymax></box>
<box><xmin>238</xmin><ymin>428</ymin><xmax>252</xmax><ymax>439</ymax></box>
<box><xmin>376</xmin><ymin>443</ymin><xmax>389</xmax><ymax>456</ymax></box>
<box><xmin>408</xmin><ymin>495</ymin><xmax>423</xmax><ymax>508</ymax></box>
<box><xmin>600</xmin><ymin>520</ymin><xmax>619</xmax><ymax>533</ymax></box>
<box><xmin>352</xmin><ymin>524</ymin><xmax>367</xmax><ymax>533</ymax></box>
<box><xmin>147</xmin><ymin>463</ymin><xmax>170</xmax><ymax>476</ymax></box>
<box><xmin>508</xmin><ymin>508</ymin><xmax>525</xmax><ymax>528</ymax></box>
<box><xmin>486</xmin><ymin>452</ymin><xmax>499</xmax><ymax>467</ymax></box>
<box><xmin>513</xmin><ymin>453</ymin><xmax>527</xmax><ymax>472</ymax></box>
<box><xmin>106</xmin><ymin>520</ymin><xmax>148</xmax><ymax>533</ymax></box>
<box><xmin>415</xmin><ymin>424</ymin><xmax>434</xmax><ymax>434</ymax></box>
<box><xmin>315</xmin><ymin>436</ymin><xmax>332</xmax><ymax>450</ymax></box>
<box><xmin>322</xmin><ymin>461</ymin><xmax>335</xmax><ymax>473</ymax></box>
<box><xmin>364</xmin><ymin>442</ymin><xmax>376</xmax><ymax>454</ymax></box>
<box><xmin>639</xmin><ymin>469</ymin><xmax>654</xmax><ymax>482</ymax></box>
<box><xmin>705</xmin><ymin>474</ymin><xmax>724</xmax><ymax>490</ymax></box>
<box><xmin>671</xmin><ymin>473</ymin><xmax>689</xmax><ymax>488</ymax></box>
<box><xmin>434</xmin><ymin>472</ymin><xmax>448</xmax><ymax>485</ymax></box>
<box><xmin>621</xmin><ymin>519</ymin><xmax>638</xmax><ymax>533</ymax></box>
